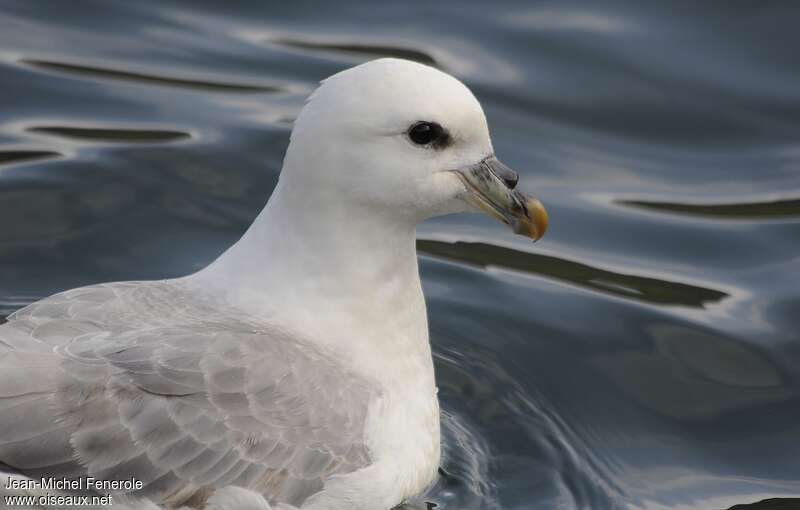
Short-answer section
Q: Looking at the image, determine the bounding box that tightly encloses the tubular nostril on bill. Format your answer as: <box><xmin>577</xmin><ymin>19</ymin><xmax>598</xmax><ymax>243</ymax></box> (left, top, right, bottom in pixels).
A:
<box><xmin>503</xmin><ymin>173</ymin><xmax>519</xmax><ymax>189</ymax></box>
<box><xmin>485</xmin><ymin>156</ymin><xmax>520</xmax><ymax>190</ymax></box>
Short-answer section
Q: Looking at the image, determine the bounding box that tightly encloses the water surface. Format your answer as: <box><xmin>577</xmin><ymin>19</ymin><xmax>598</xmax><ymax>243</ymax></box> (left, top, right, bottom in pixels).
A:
<box><xmin>1</xmin><ymin>1</ymin><xmax>799</xmax><ymax>509</ymax></box>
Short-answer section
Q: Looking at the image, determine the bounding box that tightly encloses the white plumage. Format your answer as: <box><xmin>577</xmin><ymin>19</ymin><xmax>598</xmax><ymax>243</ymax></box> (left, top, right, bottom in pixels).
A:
<box><xmin>0</xmin><ymin>58</ymin><xmax>545</xmax><ymax>509</ymax></box>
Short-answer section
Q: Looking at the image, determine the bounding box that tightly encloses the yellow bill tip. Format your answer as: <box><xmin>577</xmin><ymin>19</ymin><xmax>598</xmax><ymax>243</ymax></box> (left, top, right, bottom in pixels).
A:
<box><xmin>521</xmin><ymin>197</ymin><xmax>548</xmax><ymax>241</ymax></box>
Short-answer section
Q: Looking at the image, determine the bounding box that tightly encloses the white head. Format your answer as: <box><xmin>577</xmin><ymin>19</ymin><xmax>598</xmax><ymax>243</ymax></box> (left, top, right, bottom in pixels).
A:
<box><xmin>279</xmin><ymin>58</ymin><xmax>548</xmax><ymax>237</ymax></box>
<box><xmin>200</xmin><ymin>59</ymin><xmax>547</xmax><ymax>375</ymax></box>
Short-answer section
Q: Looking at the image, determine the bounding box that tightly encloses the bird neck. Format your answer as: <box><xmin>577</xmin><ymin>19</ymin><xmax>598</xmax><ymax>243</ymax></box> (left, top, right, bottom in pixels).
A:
<box><xmin>196</xmin><ymin>174</ymin><xmax>434</xmax><ymax>383</ymax></box>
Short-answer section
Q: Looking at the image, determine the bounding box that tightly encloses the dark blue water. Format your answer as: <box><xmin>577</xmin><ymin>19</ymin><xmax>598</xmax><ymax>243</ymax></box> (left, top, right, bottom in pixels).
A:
<box><xmin>1</xmin><ymin>1</ymin><xmax>799</xmax><ymax>509</ymax></box>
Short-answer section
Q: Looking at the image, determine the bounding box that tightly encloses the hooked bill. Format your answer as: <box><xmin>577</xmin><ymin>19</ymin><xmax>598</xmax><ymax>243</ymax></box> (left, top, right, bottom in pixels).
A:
<box><xmin>457</xmin><ymin>157</ymin><xmax>548</xmax><ymax>241</ymax></box>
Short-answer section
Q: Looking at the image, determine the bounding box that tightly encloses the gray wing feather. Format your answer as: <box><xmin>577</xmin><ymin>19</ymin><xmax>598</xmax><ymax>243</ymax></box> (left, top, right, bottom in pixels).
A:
<box><xmin>0</xmin><ymin>281</ymin><xmax>376</xmax><ymax>508</ymax></box>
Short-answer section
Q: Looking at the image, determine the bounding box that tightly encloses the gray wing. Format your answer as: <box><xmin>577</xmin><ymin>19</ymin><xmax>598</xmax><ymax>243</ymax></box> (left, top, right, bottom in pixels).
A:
<box><xmin>0</xmin><ymin>282</ymin><xmax>376</xmax><ymax>508</ymax></box>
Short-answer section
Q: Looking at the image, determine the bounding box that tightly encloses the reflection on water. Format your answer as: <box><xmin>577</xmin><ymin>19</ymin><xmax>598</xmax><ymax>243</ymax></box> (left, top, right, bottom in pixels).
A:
<box><xmin>729</xmin><ymin>499</ymin><xmax>800</xmax><ymax>510</ymax></box>
<box><xmin>418</xmin><ymin>239</ymin><xmax>728</xmax><ymax>308</ymax></box>
<box><xmin>20</xmin><ymin>59</ymin><xmax>284</xmax><ymax>93</ymax></box>
<box><xmin>27</xmin><ymin>126</ymin><xmax>191</xmax><ymax>143</ymax></box>
<box><xmin>592</xmin><ymin>323</ymin><xmax>789</xmax><ymax>421</ymax></box>
<box><xmin>0</xmin><ymin>1</ymin><xmax>799</xmax><ymax>509</ymax></box>
<box><xmin>619</xmin><ymin>198</ymin><xmax>800</xmax><ymax>219</ymax></box>
<box><xmin>271</xmin><ymin>38</ymin><xmax>440</xmax><ymax>67</ymax></box>
<box><xmin>0</xmin><ymin>150</ymin><xmax>61</xmax><ymax>166</ymax></box>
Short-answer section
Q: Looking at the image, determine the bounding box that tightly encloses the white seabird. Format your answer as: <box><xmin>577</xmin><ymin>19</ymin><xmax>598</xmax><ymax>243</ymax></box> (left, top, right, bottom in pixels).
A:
<box><xmin>0</xmin><ymin>58</ymin><xmax>547</xmax><ymax>510</ymax></box>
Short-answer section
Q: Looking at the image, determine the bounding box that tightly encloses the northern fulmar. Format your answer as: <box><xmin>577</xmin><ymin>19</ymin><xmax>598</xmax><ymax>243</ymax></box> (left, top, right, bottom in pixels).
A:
<box><xmin>0</xmin><ymin>58</ymin><xmax>547</xmax><ymax>510</ymax></box>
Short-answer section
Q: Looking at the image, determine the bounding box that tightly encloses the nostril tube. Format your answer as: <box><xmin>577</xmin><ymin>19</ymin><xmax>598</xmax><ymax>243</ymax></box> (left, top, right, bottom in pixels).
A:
<box><xmin>503</xmin><ymin>173</ymin><xmax>519</xmax><ymax>189</ymax></box>
<box><xmin>483</xmin><ymin>156</ymin><xmax>520</xmax><ymax>190</ymax></box>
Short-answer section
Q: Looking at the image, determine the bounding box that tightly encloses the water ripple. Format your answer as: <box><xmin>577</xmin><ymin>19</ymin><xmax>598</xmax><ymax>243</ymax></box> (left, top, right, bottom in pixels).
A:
<box><xmin>26</xmin><ymin>126</ymin><xmax>191</xmax><ymax>143</ymax></box>
<box><xmin>726</xmin><ymin>498</ymin><xmax>800</xmax><ymax>510</ymax></box>
<box><xmin>270</xmin><ymin>37</ymin><xmax>440</xmax><ymax>67</ymax></box>
<box><xmin>19</xmin><ymin>59</ymin><xmax>284</xmax><ymax>93</ymax></box>
<box><xmin>618</xmin><ymin>198</ymin><xmax>800</xmax><ymax>220</ymax></box>
<box><xmin>0</xmin><ymin>150</ymin><xmax>61</xmax><ymax>167</ymax></box>
<box><xmin>418</xmin><ymin>239</ymin><xmax>728</xmax><ymax>308</ymax></box>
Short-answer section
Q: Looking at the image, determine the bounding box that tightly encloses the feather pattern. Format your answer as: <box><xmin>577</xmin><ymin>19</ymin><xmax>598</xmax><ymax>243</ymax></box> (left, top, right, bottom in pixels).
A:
<box><xmin>0</xmin><ymin>280</ymin><xmax>376</xmax><ymax>508</ymax></box>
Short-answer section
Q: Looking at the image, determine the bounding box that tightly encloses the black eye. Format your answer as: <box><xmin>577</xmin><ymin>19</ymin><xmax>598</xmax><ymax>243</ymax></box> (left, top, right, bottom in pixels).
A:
<box><xmin>408</xmin><ymin>121</ymin><xmax>448</xmax><ymax>147</ymax></box>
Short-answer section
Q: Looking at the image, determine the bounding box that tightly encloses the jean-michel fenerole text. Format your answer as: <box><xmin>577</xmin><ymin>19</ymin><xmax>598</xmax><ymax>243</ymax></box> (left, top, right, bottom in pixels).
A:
<box><xmin>4</xmin><ymin>475</ymin><xmax>144</xmax><ymax>492</ymax></box>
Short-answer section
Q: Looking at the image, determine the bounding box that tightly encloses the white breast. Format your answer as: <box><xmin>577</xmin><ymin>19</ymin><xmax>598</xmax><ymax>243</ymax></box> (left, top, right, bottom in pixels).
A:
<box><xmin>366</xmin><ymin>380</ymin><xmax>442</xmax><ymax>501</ymax></box>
